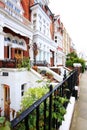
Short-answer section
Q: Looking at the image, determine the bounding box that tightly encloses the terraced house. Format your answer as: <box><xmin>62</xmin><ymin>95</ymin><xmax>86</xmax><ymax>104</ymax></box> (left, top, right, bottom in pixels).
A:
<box><xmin>0</xmin><ymin>0</ymin><xmax>75</xmax><ymax>120</ymax></box>
<box><xmin>0</xmin><ymin>0</ymin><xmax>33</xmax><ymax>120</ymax></box>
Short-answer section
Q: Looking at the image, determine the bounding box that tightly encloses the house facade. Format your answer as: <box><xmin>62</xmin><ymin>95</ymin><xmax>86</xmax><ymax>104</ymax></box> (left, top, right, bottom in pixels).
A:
<box><xmin>0</xmin><ymin>0</ymin><xmax>75</xmax><ymax>120</ymax></box>
<box><xmin>0</xmin><ymin>0</ymin><xmax>33</xmax><ymax>119</ymax></box>
<box><xmin>53</xmin><ymin>15</ymin><xmax>65</xmax><ymax>66</ymax></box>
<box><xmin>30</xmin><ymin>1</ymin><xmax>57</xmax><ymax>66</ymax></box>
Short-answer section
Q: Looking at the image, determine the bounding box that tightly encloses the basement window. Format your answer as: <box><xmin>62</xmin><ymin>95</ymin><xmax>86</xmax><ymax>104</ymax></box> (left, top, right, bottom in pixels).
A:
<box><xmin>33</xmin><ymin>13</ymin><xmax>37</xmax><ymax>17</ymax></box>
<box><xmin>21</xmin><ymin>84</ymin><xmax>25</xmax><ymax>96</ymax></box>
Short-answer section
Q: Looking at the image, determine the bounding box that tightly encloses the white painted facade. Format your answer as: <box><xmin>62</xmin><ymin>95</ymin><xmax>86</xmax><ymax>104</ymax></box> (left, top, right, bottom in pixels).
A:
<box><xmin>0</xmin><ymin>0</ymin><xmax>33</xmax><ymax>60</ymax></box>
<box><xmin>0</xmin><ymin>0</ymin><xmax>72</xmax><ymax>121</ymax></box>
<box><xmin>0</xmin><ymin>68</ymin><xmax>44</xmax><ymax>119</ymax></box>
<box><xmin>54</xmin><ymin>16</ymin><xmax>65</xmax><ymax>66</ymax></box>
<box><xmin>34</xmin><ymin>0</ymin><xmax>49</xmax><ymax>5</ymax></box>
<box><xmin>30</xmin><ymin>3</ymin><xmax>57</xmax><ymax>66</ymax></box>
<box><xmin>0</xmin><ymin>0</ymin><xmax>34</xmax><ymax>119</ymax></box>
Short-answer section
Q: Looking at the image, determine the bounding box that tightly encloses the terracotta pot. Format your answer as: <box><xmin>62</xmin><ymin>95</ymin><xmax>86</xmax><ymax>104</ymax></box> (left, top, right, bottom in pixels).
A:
<box><xmin>32</xmin><ymin>66</ymin><xmax>38</xmax><ymax>71</ymax></box>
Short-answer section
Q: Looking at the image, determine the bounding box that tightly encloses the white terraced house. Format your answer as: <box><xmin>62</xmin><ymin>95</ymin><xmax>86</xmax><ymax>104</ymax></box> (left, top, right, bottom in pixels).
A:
<box><xmin>0</xmin><ymin>0</ymin><xmax>72</xmax><ymax>121</ymax></box>
<box><xmin>30</xmin><ymin>0</ymin><xmax>58</xmax><ymax>67</ymax></box>
<box><xmin>0</xmin><ymin>0</ymin><xmax>34</xmax><ymax>120</ymax></box>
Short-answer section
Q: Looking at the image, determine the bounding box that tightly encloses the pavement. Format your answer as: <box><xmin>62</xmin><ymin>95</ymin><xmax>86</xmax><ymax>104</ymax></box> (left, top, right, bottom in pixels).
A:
<box><xmin>70</xmin><ymin>70</ymin><xmax>87</xmax><ymax>130</ymax></box>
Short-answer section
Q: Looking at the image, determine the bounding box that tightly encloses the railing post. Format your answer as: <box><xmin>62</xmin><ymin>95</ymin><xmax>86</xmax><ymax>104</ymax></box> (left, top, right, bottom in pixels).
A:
<box><xmin>36</xmin><ymin>106</ymin><xmax>39</xmax><ymax>130</ymax></box>
<box><xmin>72</xmin><ymin>70</ymin><xmax>78</xmax><ymax>100</ymax></box>
<box><xmin>49</xmin><ymin>84</ymin><xmax>53</xmax><ymax>130</ymax></box>
<box><xmin>53</xmin><ymin>90</ymin><xmax>58</xmax><ymax>129</ymax></box>
<box><xmin>63</xmin><ymin>70</ymin><xmax>66</xmax><ymax>80</ymax></box>
<box><xmin>44</xmin><ymin>99</ymin><xmax>46</xmax><ymax>130</ymax></box>
<box><xmin>25</xmin><ymin>115</ymin><xmax>29</xmax><ymax>130</ymax></box>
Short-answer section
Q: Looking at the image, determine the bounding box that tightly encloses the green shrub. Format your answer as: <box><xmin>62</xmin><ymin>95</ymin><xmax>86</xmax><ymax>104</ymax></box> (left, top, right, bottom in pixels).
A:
<box><xmin>17</xmin><ymin>57</ymin><xmax>30</xmax><ymax>71</ymax></box>
<box><xmin>66</xmin><ymin>60</ymin><xmax>73</xmax><ymax>67</ymax></box>
<box><xmin>0</xmin><ymin>117</ymin><xmax>11</xmax><ymax>130</ymax></box>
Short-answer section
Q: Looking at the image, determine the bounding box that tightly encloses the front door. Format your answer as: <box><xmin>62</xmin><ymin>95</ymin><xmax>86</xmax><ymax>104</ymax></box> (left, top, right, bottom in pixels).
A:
<box><xmin>4</xmin><ymin>85</ymin><xmax>10</xmax><ymax>120</ymax></box>
<box><xmin>50</xmin><ymin>50</ymin><xmax>54</xmax><ymax>66</ymax></box>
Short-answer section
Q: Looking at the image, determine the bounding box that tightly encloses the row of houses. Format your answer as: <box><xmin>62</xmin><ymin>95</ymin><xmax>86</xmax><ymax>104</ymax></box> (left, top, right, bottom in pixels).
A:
<box><xmin>0</xmin><ymin>0</ymin><xmax>75</xmax><ymax>120</ymax></box>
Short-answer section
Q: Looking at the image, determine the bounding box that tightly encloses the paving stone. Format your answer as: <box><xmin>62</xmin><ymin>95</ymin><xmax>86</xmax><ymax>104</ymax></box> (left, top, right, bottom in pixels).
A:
<box><xmin>70</xmin><ymin>71</ymin><xmax>87</xmax><ymax>130</ymax></box>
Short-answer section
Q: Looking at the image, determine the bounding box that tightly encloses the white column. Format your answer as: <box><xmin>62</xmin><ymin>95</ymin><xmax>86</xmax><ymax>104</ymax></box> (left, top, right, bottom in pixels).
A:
<box><xmin>0</xmin><ymin>85</ymin><xmax>4</xmax><ymax>116</ymax></box>
<box><xmin>46</xmin><ymin>51</ymin><xmax>50</xmax><ymax>65</ymax></box>
<box><xmin>41</xmin><ymin>50</ymin><xmax>43</xmax><ymax>61</ymax></box>
<box><xmin>0</xmin><ymin>26</ymin><xmax>4</xmax><ymax>59</ymax></box>
<box><xmin>29</xmin><ymin>39</ymin><xmax>34</xmax><ymax>66</ymax></box>
<box><xmin>54</xmin><ymin>52</ymin><xmax>57</xmax><ymax>67</ymax></box>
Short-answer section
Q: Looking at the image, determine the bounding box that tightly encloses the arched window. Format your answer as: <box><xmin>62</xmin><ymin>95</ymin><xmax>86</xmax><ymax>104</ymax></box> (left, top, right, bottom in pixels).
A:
<box><xmin>12</xmin><ymin>36</ymin><xmax>18</xmax><ymax>44</ymax></box>
<box><xmin>4</xmin><ymin>34</ymin><xmax>13</xmax><ymax>42</ymax></box>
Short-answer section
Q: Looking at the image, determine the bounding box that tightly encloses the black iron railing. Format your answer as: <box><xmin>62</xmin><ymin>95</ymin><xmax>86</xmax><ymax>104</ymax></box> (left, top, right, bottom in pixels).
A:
<box><xmin>11</xmin><ymin>69</ymin><xmax>78</xmax><ymax>130</ymax></box>
<box><xmin>33</xmin><ymin>60</ymin><xmax>48</xmax><ymax>66</ymax></box>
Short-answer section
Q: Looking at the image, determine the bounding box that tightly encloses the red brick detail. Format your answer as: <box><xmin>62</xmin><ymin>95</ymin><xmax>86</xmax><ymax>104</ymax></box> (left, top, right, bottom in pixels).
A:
<box><xmin>50</xmin><ymin>22</ymin><xmax>54</xmax><ymax>40</ymax></box>
<box><xmin>4</xmin><ymin>46</ymin><xmax>8</xmax><ymax>58</ymax></box>
<box><xmin>21</xmin><ymin>0</ymin><xmax>30</xmax><ymax>19</ymax></box>
<box><xmin>29</xmin><ymin>0</ymin><xmax>34</xmax><ymax>6</ymax></box>
<box><xmin>0</xmin><ymin>1</ymin><xmax>5</xmax><ymax>8</ymax></box>
<box><xmin>23</xmin><ymin>50</ymin><xmax>29</xmax><ymax>57</ymax></box>
<box><xmin>11</xmin><ymin>48</ymin><xmax>15</xmax><ymax>59</ymax></box>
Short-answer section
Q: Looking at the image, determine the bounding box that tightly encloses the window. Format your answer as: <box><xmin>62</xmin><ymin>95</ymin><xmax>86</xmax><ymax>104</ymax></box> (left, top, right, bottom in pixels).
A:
<box><xmin>43</xmin><ymin>25</ymin><xmax>46</xmax><ymax>34</ymax></box>
<box><xmin>55</xmin><ymin>40</ymin><xmax>57</xmax><ymax>43</ymax></box>
<box><xmin>33</xmin><ymin>20</ymin><xmax>36</xmax><ymax>24</ymax></box>
<box><xmin>39</xmin><ymin>2</ymin><xmax>43</xmax><ymax>8</ymax></box>
<box><xmin>6</xmin><ymin>1</ymin><xmax>20</xmax><ymax>14</ymax></box>
<box><xmin>6</xmin><ymin>1</ymin><xmax>13</xmax><ymax>8</ymax></box>
<box><xmin>39</xmin><ymin>21</ymin><xmax>42</xmax><ymax>31</ymax></box>
<box><xmin>33</xmin><ymin>13</ymin><xmax>37</xmax><ymax>17</ymax></box>
<box><xmin>47</xmin><ymin>29</ymin><xmax>49</xmax><ymax>35</ymax></box>
<box><xmin>21</xmin><ymin>84</ymin><xmax>25</xmax><ymax>96</ymax></box>
<box><xmin>33</xmin><ymin>26</ymin><xmax>36</xmax><ymax>30</ymax></box>
<box><xmin>15</xmin><ymin>49</ymin><xmax>17</xmax><ymax>54</ymax></box>
<box><xmin>39</xmin><ymin>27</ymin><xmax>41</xmax><ymax>31</ymax></box>
<box><xmin>33</xmin><ymin>20</ymin><xmax>36</xmax><ymax>30</ymax></box>
<box><xmin>12</xmin><ymin>0</ymin><xmax>17</xmax><ymax>3</ymax></box>
<box><xmin>47</xmin><ymin>10</ymin><xmax>50</xmax><ymax>16</ymax></box>
<box><xmin>4</xmin><ymin>37</ymin><xmax>11</xmax><ymax>41</ymax></box>
<box><xmin>34</xmin><ymin>0</ymin><xmax>38</xmax><ymax>3</ymax></box>
<box><xmin>12</xmin><ymin>39</ymin><xmax>17</xmax><ymax>44</ymax></box>
<box><xmin>47</xmin><ymin>23</ymin><xmax>49</xmax><ymax>27</ymax></box>
<box><xmin>15</xmin><ymin>49</ymin><xmax>22</xmax><ymax>55</ymax></box>
<box><xmin>55</xmin><ymin>36</ymin><xmax>57</xmax><ymax>39</ymax></box>
<box><xmin>38</xmin><ymin>14</ymin><xmax>41</xmax><ymax>19</ymax></box>
<box><xmin>14</xmin><ymin>7</ymin><xmax>20</xmax><ymax>13</ymax></box>
<box><xmin>19</xmin><ymin>41</ymin><xmax>23</xmax><ymax>46</ymax></box>
<box><xmin>39</xmin><ymin>50</ymin><xmax>41</xmax><ymax>60</ymax></box>
<box><xmin>43</xmin><ymin>19</ymin><xmax>45</xmax><ymax>23</ymax></box>
<box><xmin>18</xmin><ymin>50</ymin><xmax>21</xmax><ymax>54</ymax></box>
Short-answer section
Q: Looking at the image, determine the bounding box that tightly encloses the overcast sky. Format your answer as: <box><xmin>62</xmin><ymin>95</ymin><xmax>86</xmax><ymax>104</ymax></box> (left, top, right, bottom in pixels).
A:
<box><xmin>49</xmin><ymin>0</ymin><xmax>87</xmax><ymax>55</ymax></box>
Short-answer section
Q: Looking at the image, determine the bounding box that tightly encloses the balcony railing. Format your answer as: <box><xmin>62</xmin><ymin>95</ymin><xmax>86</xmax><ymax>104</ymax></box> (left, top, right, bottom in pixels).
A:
<box><xmin>11</xmin><ymin>69</ymin><xmax>78</xmax><ymax>130</ymax></box>
<box><xmin>0</xmin><ymin>0</ymin><xmax>33</xmax><ymax>28</ymax></box>
<box><xmin>0</xmin><ymin>59</ymin><xmax>17</xmax><ymax>68</ymax></box>
<box><xmin>33</xmin><ymin>60</ymin><xmax>49</xmax><ymax>66</ymax></box>
<box><xmin>0</xmin><ymin>59</ymin><xmax>49</xmax><ymax>68</ymax></box>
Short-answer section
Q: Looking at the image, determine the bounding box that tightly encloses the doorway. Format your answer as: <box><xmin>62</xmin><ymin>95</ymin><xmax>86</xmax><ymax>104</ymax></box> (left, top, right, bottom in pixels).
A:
<box><xmin>4</xmin><ymin>85</ymin><xmax>10</xmax><ymax>120</ymax></box>
<box><xmin>50</xmin><ymin>50</ymin><xmax>54</xmax><ymax>66</ymax></box>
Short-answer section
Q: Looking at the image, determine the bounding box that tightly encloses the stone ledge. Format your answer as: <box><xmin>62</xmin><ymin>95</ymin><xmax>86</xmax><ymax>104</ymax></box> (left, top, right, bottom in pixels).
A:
<box><xmin>59</xmin><ymin>96</ymin><xmax>75</xmax><ymax>130</ymax></box>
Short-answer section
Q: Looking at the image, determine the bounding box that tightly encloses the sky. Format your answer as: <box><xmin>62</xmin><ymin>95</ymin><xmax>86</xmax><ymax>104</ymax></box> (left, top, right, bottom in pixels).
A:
<box><xmin>49</xmin><ymin>0</ymin><xmax>87</xmax><ymax>55</ymax></box>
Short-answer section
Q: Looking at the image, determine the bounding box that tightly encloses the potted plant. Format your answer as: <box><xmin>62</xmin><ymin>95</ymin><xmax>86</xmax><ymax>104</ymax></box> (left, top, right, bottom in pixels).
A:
<box><xmin>32</xmin><ymin>65</ymin><xmax>38</xmax><ymax>71</ymax></box>
<box><xmin>45</xmin><ymin>72</ymin><xmax>53</xmax><ymax>80</ymax></box>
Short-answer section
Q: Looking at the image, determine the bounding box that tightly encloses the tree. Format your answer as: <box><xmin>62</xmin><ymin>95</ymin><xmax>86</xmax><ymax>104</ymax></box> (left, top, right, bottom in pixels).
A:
<box><xmin>66</xmin><ymin>52</ymin><xmax>85</xmax><ymax>73</ymax></box>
